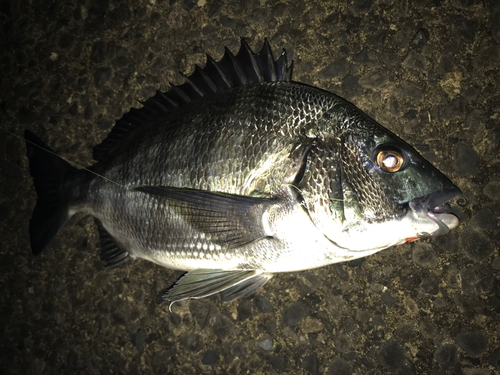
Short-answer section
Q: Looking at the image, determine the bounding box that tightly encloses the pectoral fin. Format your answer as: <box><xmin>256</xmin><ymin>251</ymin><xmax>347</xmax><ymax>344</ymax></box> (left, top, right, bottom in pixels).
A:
<box><xmin>164</xmin><ymin>269</ymin><xmax>272</xmax><ymax>302</ymax></box>
<box><xmin>135</xmin><ymin>186</ymin><xmax>275</xmax><ymax>248</ymax></box>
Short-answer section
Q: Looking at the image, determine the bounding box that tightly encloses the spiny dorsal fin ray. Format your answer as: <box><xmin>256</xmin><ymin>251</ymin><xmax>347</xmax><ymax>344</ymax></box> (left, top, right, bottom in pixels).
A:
<box><xmin>92</xmin><ymin>39</ymin><xmax>293</xmax><ymax>161</ymax></box>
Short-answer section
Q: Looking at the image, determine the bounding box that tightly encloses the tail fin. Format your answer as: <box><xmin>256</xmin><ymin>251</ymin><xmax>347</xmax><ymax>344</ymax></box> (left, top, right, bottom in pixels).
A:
<box><xmin>25</xmin><ymin>130</ymin><xmax>76</xmax><ymax>255</ymax></box>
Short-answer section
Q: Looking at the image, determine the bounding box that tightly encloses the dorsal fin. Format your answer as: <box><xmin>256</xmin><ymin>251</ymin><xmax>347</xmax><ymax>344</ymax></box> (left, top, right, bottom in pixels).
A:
<box><xmin>93</xmin><ymin>39</ymin><xmax>294</xmax><ymax>161</ymax></box>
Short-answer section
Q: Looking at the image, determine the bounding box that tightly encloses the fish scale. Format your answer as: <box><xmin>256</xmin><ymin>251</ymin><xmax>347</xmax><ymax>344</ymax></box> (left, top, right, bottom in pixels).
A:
<box><xmin>25</xmin><ymin>40</ymin><xmax>461</xmax><ymax>303</ymax></box>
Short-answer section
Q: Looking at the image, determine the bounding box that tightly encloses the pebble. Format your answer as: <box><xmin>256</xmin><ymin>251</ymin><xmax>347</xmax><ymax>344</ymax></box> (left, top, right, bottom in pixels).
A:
<box><xmin>377</xmin><ymin>340</ymin><xmax>405</xmax><ymax>369</ymax></box>
<box><xmin>381</xmin><ymin>293</ymin><xmax>396</xmax><ymax>308</ymax></box>
<box><xmin>296</xmin><ymin>273</ymin><xmax>323</xmax><ymax>294</ymax></box>
<box><xmin>90</xmin><ymin>41</ymin><xmax>107</xmax><ymax>64</ymax></box>
<box><xmin>460</xmin><ymin>265</ymin><xmax>493</xmax><ymax>295</ymax></box>
<box><xmin>180</xmin><ymin>333</ymin><xmax>203</xmax><ymax>352</ymax></box>
<box><xmin>282</xmin><ymin>302</ymin><xmax>308</xmax><ymax>326</ymax></box>
<box><xmin>334</xmin><ymin>333</ymin><xmax>351</xmax><ymax>353</ymax></box>
<box><xmin>419</xmin><ymin>275</ymin><xmax>439</xmax><ymax>295</ymax></box>
<box><xmin>230</xmin><ymin>341</ymin><xmax>246</xmax><ymax>357</ymax></box>
<box><xmin>433</xmin><ymin>344</ymin><xmax>457</xmax><ymax>367</ymax></box>
<box><xmin>237</xmin><ymin>299</ymin><xmax>253</xmax><ymax>321</ymax></box>
<box><xmin>219</xmin><ymin>15</ymin><xmax>236</xmax><ymax>28</ymax></box>
<box><xmin>302</xmin><ymin>352</ymin><xmax>320</xmax><ymax>375</ymax></box>
<box><xmin>254</xmin><ymin>295</ymin><xmax>273</xmax><ymax>313</ymax></box>
<box><xmin>483</xmin><ymin>181</ymin><xmax>500</xmax><ymax>200</ymax></box>
<box><xmin>459</xmin><ymin>226</ymin><xmax>495</xmax><ymax>261</ymax></box>
<box><xmin>269</xmin><ymin>356</ymin><xmax>285</xmax><ymax>370</ymax></box>
<box><xmin>94</xmin><ymin>67</ymin><xmax>112</xmax><ymax>88</ymax></box>
<box><xmin>318</xmin><ymin>61</ymin><xmax>349</xmax><ymax>80</ymax></box>
<box><xmin>453</xmin><ymin>15</ymin><xmax>477</xmax><ymax>44</ymax></box>
<box><xmin>455</xmin><ymin>331</ymin><xmax>487</xmax><ymax>357</ymax></box>
<box><xmin>402</xmin><ymin>50</ymin><xmax>426</xmax><ymax>72</ymax></box>
<box><xmin>201</xmin><ymin>349</ymin><xmax>219</xmax><ymax>365</ymax></box>
<box><xmin>359</xmin><ymin>70</ymin><xmax>388</xmax><ymax>89</ymax></box>
<box><xmin>469</xmin><ymin>208</ymin><xmax>498</xmax><ymax>230</ymax></box>
<box><xmin>327</xmin><ymin>357</ymin><xmax>352</xmax><ymax>375</ymax></box>
<box><xmin>153</xmin><ymin>348</ymin><xmax>175</xmax><ymax>365</ymax></box>
<box><xmin>412</xmin><ymin>243</ymin><xmax>439</xmax><ymax>268</ymax></box>
<box><xmin>132</xmin><ymin>330</ymin><xmax>148</xmax><ymax>353</ymax></box>
<box><xmin>213</xmin><ymin>314</ymin><xmax>234</xmax><ymax>338</ymax></box>
<box><xmin>411</xmin><ymin>28</ymin><xmax>429</xmax><ymax>48</ymax></box>
<box><xmin>257</xmin><ymin>338</ymin><xmax>273</xmax><ymax>351</ymax></box>
<box><xmin>353</xmin><ymin>48</ymin><xmax>368</xmax><ymax>63</ymax></box>
<box><xmin>489</xmin><ymin>347</ymin><xmax>500</xmax><ymax>369</ymax></box>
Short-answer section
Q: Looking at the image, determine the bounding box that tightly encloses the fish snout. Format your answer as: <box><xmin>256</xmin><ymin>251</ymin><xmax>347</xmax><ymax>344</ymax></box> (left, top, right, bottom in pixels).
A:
<box><xmin>409</xmin><ymin>185</ymin><xmax>462</xmax><ymax>238</ymax></box>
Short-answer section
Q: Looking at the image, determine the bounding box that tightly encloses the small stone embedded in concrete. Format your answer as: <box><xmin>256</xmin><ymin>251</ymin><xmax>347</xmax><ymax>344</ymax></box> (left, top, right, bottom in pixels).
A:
<box><xmin>237</xmin><ymin>298</ymin><xmax>253</xmax><ymax>321</ymax></box>
<box><xmin>455</xmin><ymin>332</ymin><xmax>487</xmax><ymax>357</ymax></box>
<box><xmin>302</xmin><ymin>352</ymin><xmax>320</xmax><ymax>375</ymax></box>
<box><xmin>334</xmin><ymin>333</ymin><xmax>351</xmax><ymax>353</ymax></box>
<box><xmin>301</xmin><ymin>316</ymin><xmax>324</xmax><ymax>334</ymax></box>
<box><xmin>469</xmin><ymin>208</ymin><xmax>498</xmax><ymax>230</ymax></box>
<box><xmin>456</xmin><ymin>144</ymin><xmax>480</xmax><ymax>176</ymax></box>
<box><xmin>230</xmin><ymin>342</ymin><xmax>246</xmax><ymax>357</ymax></box>
<box><xmin>94</xmin><ymin>67</ymin><xmax>113</xmax><ymax>88</ymax></box>
<box><xmin>153</xmin><ymin>349</ymin><xmax>175</xmax><ymax>365</ymax></box>
<box><xmin>180</xmin><ymin>333</ymin><xmax>203</xmax><ymax>352</ymax></box>
<box><xmin>327</xmin><ymin>356</ymin><xmax>352</xmax><ymax>375</ymax></box>
<box><xmin>201</xmin><ymin>349</ymin><xmax>219</xmax><ymax>365</ymax></box>
<box><xmin>282</xmin><ymin>302</ymin><xmax>308</xmax><ymax>326</ymax></box>
<box><xmin>318</xmin><ymin>61</ymin><xmax>349</xmax><ymax>80</ymax></box>
<box><xmin>483</xmin><ymin>181</ymin><xmax>500</xmax><ymax>200</ymax></box>
<box><xmin>254</xmin><ymin>295</ymin><xmax>273</xmax><ymax>313</ymax></box>
<box><xmin>213</xmin><ymin>314</ymin><xmax>234</xmax><ymax>338</ymax></box>
<box><xmin>377</xmin><ymin>339</ymin><xmax>405</xmax><ymax>369</ymax></box>
<box><xmin>434</xmin><ymin>344</ymin><xmax>457</xmax><ymax>367</ymax></box>
<box><xmin>353</xmin><ymin>48</ymin><xmax>368</xmax><ymax>63</ymax></box>
<box><xmin>411</xmin><ymin>28</ymin><xmax>429</xmax><ymax>48</ymax></box>
<box><xmin>460</xmin><ymin>265</ymin><xmax>493</xmax><ymax>295</ymax></box>
<box><xmin>359</xmin><ymin>70</ymin><xmax>389</xmax><ymax>89</ymax></box>
<box><xmin>258</xmin><ymin>338</ymin><xmax>273</xmax><ymax>351</ymax></box>
<box><xmin>412</xmin><ymin>243</ymin><xmax>439</xmax><ymax>268</ymax></box>
<box><xmin>343</xmin><ymin>74</ymin><xmax>359</xmax><ymax>91</ymax></box>
<box><xmin>132</xmin><ymin>330</ymin><xmax>148</xmax><ymax>352</ymax></box>
<box><xmin>296</xmin><ymin>273</ymin><xmax>323</xmax><ymax>294</ymax></box>
<box><xmin>459</xmin><ymin>226</ymin><xmax>495</xmax><ymax>261</ymax></box>
<box><xmin>419</xmin><ymin>275</ymin><xmax>439</xmax><ymax>295</ymax></box>
<box><xmin>381</xmin><ymin>293</ymin><xmax>396</xmax><ymax>308</ymax></box>
<box><xmin>269</xmin><ymin>355</ymin><xmax>285</xmax><ymax>370</ymax></box>
<box><xmin>489</xmin><ymin>347</ymin><xmax>500</xmax><ymax>369</ymax></box>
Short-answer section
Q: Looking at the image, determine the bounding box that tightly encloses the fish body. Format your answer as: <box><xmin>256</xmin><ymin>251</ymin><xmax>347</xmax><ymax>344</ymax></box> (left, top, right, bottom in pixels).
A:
<box><xmin>26</xmin><ymin>40</ymin><xmax>461</xmax><ymax>302</ymax></box>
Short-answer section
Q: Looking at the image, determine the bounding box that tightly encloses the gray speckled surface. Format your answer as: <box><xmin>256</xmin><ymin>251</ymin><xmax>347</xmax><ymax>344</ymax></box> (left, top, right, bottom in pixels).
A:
<box><xmin>1</xmin><ymin>0</ymin><xmax>499</xmax><ymax>374</ymax></box>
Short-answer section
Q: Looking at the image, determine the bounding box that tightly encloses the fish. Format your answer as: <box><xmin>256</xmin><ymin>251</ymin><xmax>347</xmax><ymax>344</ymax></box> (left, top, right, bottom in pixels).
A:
<box><xmin>25</xmin><ymin>39</ymin><xmax>461</xmax><ymax>303</ymax></box>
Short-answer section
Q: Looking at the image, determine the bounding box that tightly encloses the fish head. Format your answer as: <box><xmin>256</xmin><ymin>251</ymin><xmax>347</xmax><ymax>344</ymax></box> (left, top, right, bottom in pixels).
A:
<box><xmin>314</xmin><ymin>111</ymin><xmax>461</xmax><ymax>252</ymax></box>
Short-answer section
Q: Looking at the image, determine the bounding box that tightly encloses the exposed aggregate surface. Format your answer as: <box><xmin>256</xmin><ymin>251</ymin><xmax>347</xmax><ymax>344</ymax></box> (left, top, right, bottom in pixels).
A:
<box><xmin>0</xmin><ymin>0</ymin><xmax>499</xmax><ymax>374</ymax></box>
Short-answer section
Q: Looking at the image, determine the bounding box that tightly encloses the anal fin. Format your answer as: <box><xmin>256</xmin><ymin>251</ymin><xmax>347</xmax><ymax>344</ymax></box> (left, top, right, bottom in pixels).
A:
<box><xmin>220</xmin><ymin>273</ymin><xmax>272</xmax><ymax>302</ymax></box>
<box><xmin>96</xmin><ymin>220</ymin><xmax>131</xmax><ymax>268</ymax></box>
<box><xmin>163</xmin><ymin>269</ymin><xmax>272</xmax><ymax>302</ymax></box>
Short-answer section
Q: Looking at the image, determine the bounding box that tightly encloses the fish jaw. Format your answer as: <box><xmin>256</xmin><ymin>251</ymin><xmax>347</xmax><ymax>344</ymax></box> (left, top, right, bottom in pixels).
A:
<box><xmin>407</xmin><ymin>185</ymin><xmax>462</xmax><ymax>238</ymax></box>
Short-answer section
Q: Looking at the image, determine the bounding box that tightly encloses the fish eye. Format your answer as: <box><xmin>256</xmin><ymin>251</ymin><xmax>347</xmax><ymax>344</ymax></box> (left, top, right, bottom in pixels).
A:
<box><xmin>376</xmin><ymin>149</ymin><xmax>404</xmax><ymax>172</ymax></box>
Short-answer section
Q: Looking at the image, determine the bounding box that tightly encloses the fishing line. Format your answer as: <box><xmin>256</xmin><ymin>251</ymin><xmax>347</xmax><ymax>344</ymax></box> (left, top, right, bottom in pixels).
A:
<box><xmin>1</xmin><ymin>126</ymin><xmax>130</xmax><ymax>190</ymax></box>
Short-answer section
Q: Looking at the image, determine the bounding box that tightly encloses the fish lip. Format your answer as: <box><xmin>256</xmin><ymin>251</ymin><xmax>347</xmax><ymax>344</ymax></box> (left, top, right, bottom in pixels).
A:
<box><xmin>408</xmin><ymin>185</ymin><xmax>462</xmax><ymax>238</ymax></box>
<box><xmin>408</xmin><ymin>185</ymin><xmax>462</xmax><ymax>214</ymax></box>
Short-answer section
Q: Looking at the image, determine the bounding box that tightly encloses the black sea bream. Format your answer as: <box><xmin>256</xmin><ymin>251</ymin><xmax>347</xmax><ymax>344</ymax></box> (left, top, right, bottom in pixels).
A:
<box><xmin>25</xmin><ymin>40</ymin><xmax>461</xmax><ymax>303</ymax></box>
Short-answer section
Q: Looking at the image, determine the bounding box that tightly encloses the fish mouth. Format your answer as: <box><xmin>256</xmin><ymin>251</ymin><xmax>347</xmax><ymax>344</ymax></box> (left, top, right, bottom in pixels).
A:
<box><xmin>408</xmin><ymin>185</ymin><xmax>462</xmax><ymax>238</ymax></box>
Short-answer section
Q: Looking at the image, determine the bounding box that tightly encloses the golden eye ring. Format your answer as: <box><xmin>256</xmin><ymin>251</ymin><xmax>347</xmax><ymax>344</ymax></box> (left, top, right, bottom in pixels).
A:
<box><xmin>376</xmin><ymin>150</ymin><xmax>404</xmax><ymax>172</ymax></box>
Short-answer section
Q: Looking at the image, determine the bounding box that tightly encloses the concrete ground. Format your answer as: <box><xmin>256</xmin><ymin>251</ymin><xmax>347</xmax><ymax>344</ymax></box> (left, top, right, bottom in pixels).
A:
<box><xmin>1</xmin><ymin>0</ymin><xmax>499</xmax><ymax>374</ymax></box>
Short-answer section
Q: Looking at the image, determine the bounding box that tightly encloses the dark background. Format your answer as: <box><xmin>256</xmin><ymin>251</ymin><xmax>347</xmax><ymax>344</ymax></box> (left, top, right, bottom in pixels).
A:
<box><xmin>1</xmin><ymin>0</ymin><xmax>499</xmax><ymax>374</ymax></box>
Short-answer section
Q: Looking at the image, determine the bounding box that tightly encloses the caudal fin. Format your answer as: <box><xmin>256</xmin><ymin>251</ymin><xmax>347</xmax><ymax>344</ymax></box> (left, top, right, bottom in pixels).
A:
<box><xmin>25</xmin><ymin>130</ymin><xmax>76</xmax><ymax>255</ymax></box>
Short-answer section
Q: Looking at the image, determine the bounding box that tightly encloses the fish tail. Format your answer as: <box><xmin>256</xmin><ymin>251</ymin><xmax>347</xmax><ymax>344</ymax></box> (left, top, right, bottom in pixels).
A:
<box><xmin>24</xmin><ymin>130</ymin><xmax>76</xmax><ymax>255</ymax></box>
